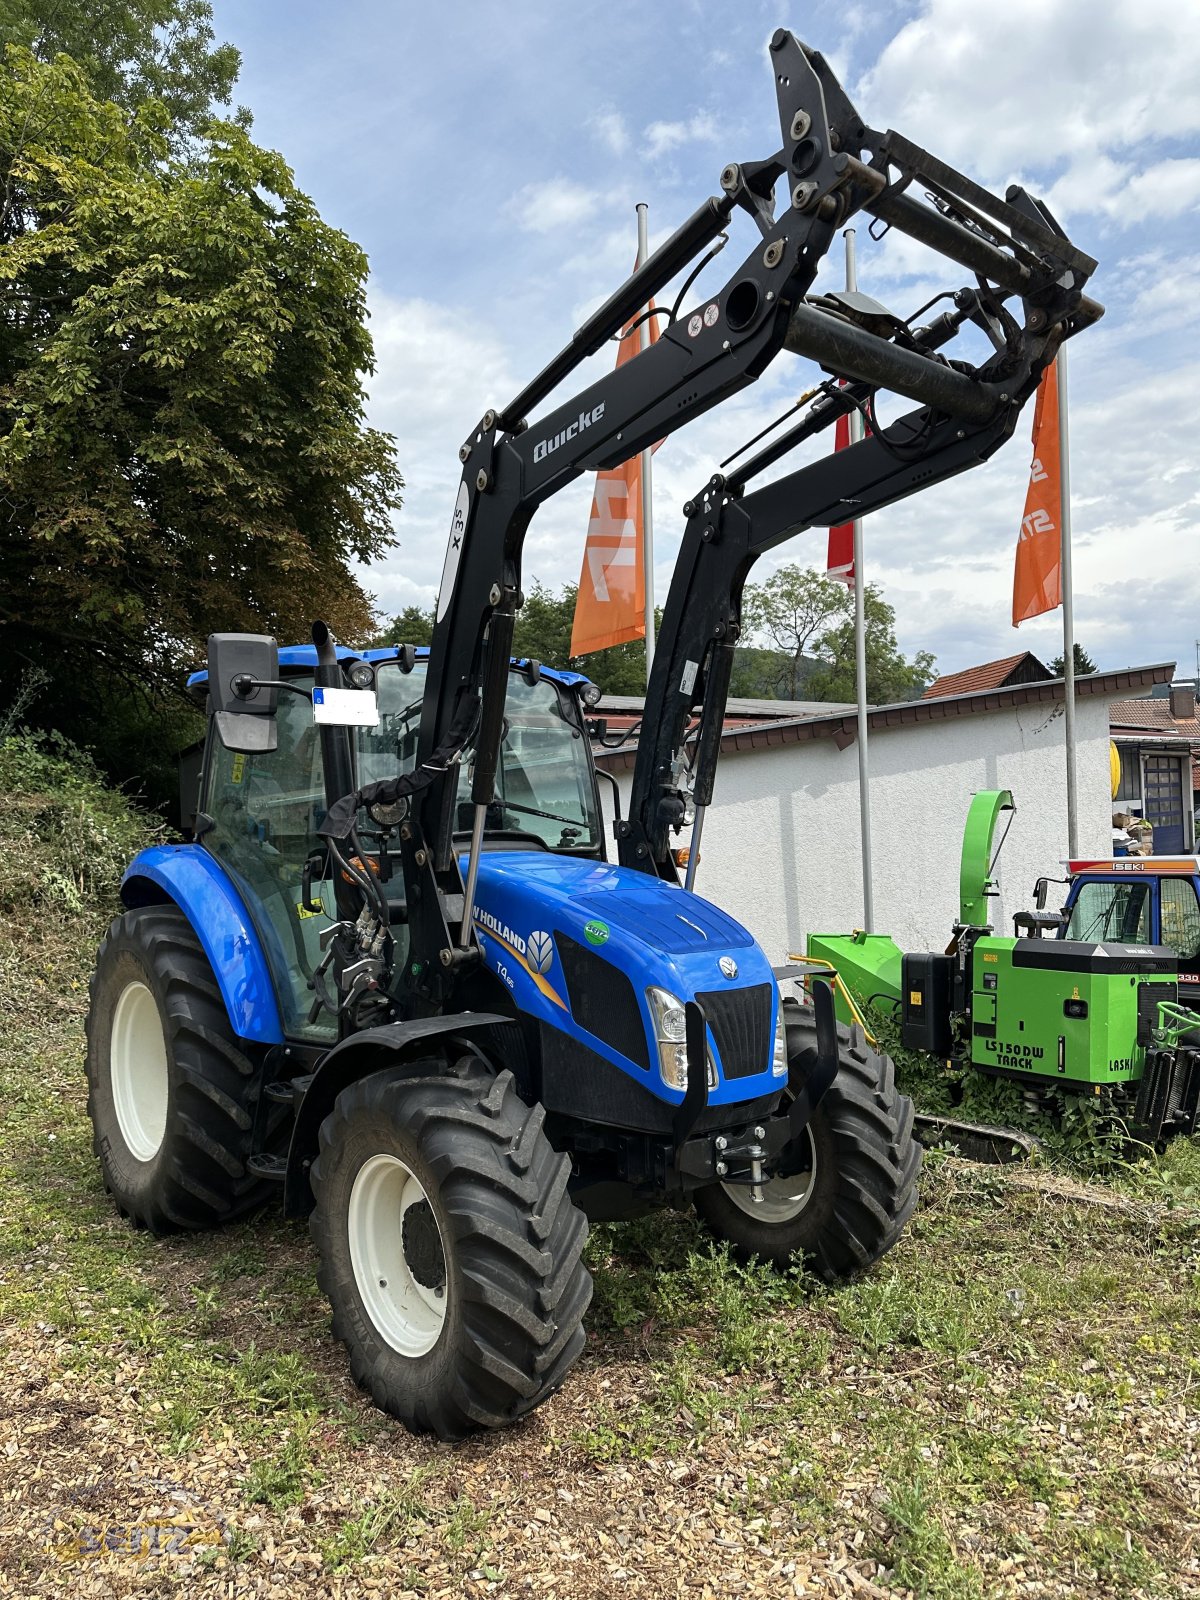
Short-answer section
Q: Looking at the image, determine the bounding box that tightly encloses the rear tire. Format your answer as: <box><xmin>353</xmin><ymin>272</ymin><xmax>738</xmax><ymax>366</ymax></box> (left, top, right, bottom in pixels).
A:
<box><xmin>85</xmin><ymin>906</ymin><xmax>272</xmax><ymax>1233</ymax></box>
<box><xmin>310</xmin><ymin>1064</ymin><xmax>592</xmax><ymax>1440</ymax></box>
<box><xmin>694</xmin><ymin>1004</ymin><xmax>920</xmax><ymax>1279</ymax></box>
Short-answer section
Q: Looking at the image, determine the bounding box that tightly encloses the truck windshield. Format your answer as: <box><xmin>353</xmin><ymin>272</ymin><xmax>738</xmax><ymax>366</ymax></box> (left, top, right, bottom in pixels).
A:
<box><xmin>361</xmin><ymin>661</ymin><xmax>601</xmax><ymax>853</ymax></box>
<box><xmin>1064</xmin><ymin>880</ymin><xmax>1151</xmax><ymax>944</ymax></box>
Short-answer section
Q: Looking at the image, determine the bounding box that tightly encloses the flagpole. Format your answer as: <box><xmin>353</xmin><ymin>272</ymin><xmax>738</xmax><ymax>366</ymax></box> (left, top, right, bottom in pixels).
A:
<box><xmin>1058</xmin><ymin>346</ymin><xmax>1078</xmax><ymax>856</ymax></box>
<box><xmin>636</xmin><ymin>202</ymin><xmax>655</xmax><ymax>687</ymax></box>
<box><xmin>845</xmin><ymin>226</ymin><xmax>875</xmax><ymax>932</ymax></box>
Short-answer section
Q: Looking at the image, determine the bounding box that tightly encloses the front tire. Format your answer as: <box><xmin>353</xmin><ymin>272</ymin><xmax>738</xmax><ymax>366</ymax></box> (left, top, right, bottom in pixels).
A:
<box><xmin>84</xmin><ymin>905</ymin><xmax>273</xmax><ymax>1233</ymax></box>
<box><xmin>309</xmin><ymin>1064</ymin><xmax>592</xmax><ymax>1440</ymax></box>
<box><xmin>694</xmin><ymin>1004</ymin><xmax>920</xmax><ymax>1279</ymax></box>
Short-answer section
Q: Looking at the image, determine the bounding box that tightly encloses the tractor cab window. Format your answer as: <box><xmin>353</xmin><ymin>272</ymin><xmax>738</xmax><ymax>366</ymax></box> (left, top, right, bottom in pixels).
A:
<box><xmin>1160</xmin><ymin>878</ymin><xmax>1200</xmax><ymax>973</ymax></box>
<box><xmin>1064</xmin><ymin>879</ymin><xmax>1151</xmax><ymax>946</ymax></box>
<box><xmin>203</xmin><ymin>674</ymin><xmax>336</xmax><ymax>1040</ymax></box>
<box><xmin>365</xmin><ymin>662</ymin><xmax>601</xmax><ymax>854</ymax></box>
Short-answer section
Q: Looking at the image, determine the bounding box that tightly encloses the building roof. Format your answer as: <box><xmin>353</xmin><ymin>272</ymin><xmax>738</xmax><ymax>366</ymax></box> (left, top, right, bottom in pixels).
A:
<box><xmin>595</xmin><ymin>663</ymin><xmax>1174</xmax><ymax>772</ymax></box>
<box><xmin>1110</xmin><ymin>698</ymin><xmax>1200</xmax><ymax>736</ymax></box>
<box><xmin>922</xmin><ymin>651</ymin><xmax>1051</xmax><ymax>700</ymax></box>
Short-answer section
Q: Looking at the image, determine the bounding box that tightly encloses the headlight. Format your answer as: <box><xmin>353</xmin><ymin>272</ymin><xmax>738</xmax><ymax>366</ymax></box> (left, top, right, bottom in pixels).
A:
<box><xmin>646</xmin><ymin>987</ymin><xmax>717</xmax><ymax>1092</ymax></box>
<box><xmin>772</xmin><ymin>1003</ymin><xmax>788</xmax><ymax>1077</ymax></box>
<box><xmin>579</xmin><ymin>680</ymin><xmax>603</xmax><ymax>707</ymax></box>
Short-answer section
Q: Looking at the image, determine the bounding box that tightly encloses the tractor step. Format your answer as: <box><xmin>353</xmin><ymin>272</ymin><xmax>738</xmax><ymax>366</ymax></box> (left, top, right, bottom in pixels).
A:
<box><xmin>247</xmin><ymin>1153</ymin><xmax>288</xmax><ymax>1182</ymax></box>
<box><xmin>913</xmin><ymin>1113</ymin><xmax>1040</xmax><ymax>1164</ymax></box>
<box><xmin>265</xmin><ymin>1074</ymin><xmax>314</xmax><ymax>1109</ymax></box>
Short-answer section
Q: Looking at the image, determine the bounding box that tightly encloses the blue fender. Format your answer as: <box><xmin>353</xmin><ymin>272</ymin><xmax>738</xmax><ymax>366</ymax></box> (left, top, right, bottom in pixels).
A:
<box><xmin>120</xmin><ymin>844</ymin><xmax>284</xmax><ymax>1044</ymax></box>
<box><xmin>282</xmin><ymin>1013</ymin><xmax>514</xmax><ymax>1215</ymax></box>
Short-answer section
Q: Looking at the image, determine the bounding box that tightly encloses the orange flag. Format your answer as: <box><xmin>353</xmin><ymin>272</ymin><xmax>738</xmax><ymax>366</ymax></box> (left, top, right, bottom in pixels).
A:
<box><xmin>1012</xmin><ymin>358</ymin><xmax>1063</xmax><ymax>626</ymax></box>
<box><xmin>569</xmin><ymin>303</ymin><xmax>659</xmax><ymax>656</ymax></box>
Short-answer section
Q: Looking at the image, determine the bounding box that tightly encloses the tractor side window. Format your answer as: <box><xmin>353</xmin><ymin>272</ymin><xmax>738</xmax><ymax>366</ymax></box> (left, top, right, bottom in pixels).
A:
<box><xmin>1064</xmin><ymin>880</ymin><xmax>1151</xmax><ymax>945</ymax></box>
<box><xmin>203</xmin><ymin>676</ymin><xmax>336</xmax><ymax>1040</ymax></box>
<box><xmin>1160</xmin><ymin>879</ymin><xmax>1200</xmax><ymax>970</ymax></box>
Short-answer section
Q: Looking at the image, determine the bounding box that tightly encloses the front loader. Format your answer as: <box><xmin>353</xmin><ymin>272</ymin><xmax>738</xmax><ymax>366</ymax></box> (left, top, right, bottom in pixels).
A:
<box><xmin>84</xmin><ymin>31</ymin><xmax>1100</xmax><ymax>1438</ymax></box>
<box><xmin>808</xmin><ymin>792</ymin><xmax>1200</xmax><ymax>1152</ymax></box>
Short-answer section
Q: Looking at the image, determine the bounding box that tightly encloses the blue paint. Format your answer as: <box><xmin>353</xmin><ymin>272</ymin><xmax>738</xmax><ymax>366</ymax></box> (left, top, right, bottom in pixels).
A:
<box><xmin>465</xmin><ymin>852</ymin><xmax>779</xmax><ymax>1106</ymax></box>
<box><xmin>188</xmin><ymin>645</ymin><xmax>590</xmax><ymax>692</ymax></box>
<box><xmin>120</xmin><ymin>845</ymin><xmax>285</xmax><ymax>1044</ymax></box>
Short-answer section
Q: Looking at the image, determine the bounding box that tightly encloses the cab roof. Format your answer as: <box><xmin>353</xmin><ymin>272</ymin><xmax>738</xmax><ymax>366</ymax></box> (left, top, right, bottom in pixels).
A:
<box><xmin>187</xmin><ymin>644</ymin><xmax>591</xmax><ymax>692</ymax></box>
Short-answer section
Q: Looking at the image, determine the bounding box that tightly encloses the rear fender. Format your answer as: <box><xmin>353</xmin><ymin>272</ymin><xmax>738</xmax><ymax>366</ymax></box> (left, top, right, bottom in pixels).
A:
<box><xmin>284</xmin><ymin>1013</ymin><xmax>513</xmax><ymax>1215</ymax></box>
<box><xmin>121</xmin><ymin>845</ymin><xmax>284</xmax><ymax>1044</ymax></box>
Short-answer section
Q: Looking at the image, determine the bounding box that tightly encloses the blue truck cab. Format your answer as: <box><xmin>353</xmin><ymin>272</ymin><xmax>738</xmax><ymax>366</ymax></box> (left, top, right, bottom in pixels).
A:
<box><xmin>1057</xmin><ymin>856</ymin><xmax>1200</xmax><ymax>998</ymax></box>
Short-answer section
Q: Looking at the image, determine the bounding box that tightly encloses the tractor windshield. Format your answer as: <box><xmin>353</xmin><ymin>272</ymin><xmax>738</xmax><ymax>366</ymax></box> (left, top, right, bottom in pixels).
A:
<box><xmin>1064</xmin><ymin>880</ymin><xmax>1152</xmax><ymax>945</ymax></box>
<box><xmin>362</xmin><ymin>661</ymin><xmax>602</xmax><ymax>854</ymax></box>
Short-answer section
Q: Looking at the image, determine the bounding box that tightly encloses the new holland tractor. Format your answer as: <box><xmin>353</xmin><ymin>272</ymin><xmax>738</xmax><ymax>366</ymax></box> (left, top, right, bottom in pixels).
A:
<box><xmin>808</xmin><ymin>792</ymin><xmax>1200</xmax><ymax>1152</ymax></box>
<box><xmin>84</xmin><ymin>32</ymin><xmax>1101</xmax><ymax>1437</ymax></box>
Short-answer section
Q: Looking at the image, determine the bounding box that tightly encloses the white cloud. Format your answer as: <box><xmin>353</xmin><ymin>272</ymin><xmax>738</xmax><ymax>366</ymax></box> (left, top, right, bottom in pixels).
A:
<box><xmin>644</xmin><ymin>114</ymin><xmax>719</xmax><ymax>159</ymax></box>
<box><xmin>504</xmin><ymin>179</ymin><xmax>607</xmax><ymax>234</ymax></box>
<box><xmin>589</xmin><ymin>109</ymin><xmax>629</xmax><ymax>156</ymax></box>
<box><xmin>859</xmin><ymin>0</ymin><xmax>1200</xmax><ymax>199</ymax></box>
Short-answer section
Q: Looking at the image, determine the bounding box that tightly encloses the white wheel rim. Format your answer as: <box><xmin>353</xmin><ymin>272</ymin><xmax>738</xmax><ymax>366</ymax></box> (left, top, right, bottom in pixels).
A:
<box><xmin>722</xmin><ymin>1124</ymin><xmax>817</xmax><ymax>1223</ymax></box>
<box><xmin>110</xmin><ymin>980</ymin><xmax>170</xmax><ymax>1163</ymax></box>
<box><xmin>348</xmin><ymin>1154</ymin><xmax>448</xmax><ymax>1357</ymax></box>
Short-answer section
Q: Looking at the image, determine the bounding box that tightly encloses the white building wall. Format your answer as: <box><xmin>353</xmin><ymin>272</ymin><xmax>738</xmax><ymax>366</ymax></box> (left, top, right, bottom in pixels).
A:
<box><xmin>610</xmin><ymin>695</ymin><xmax>1113</xmax><ymax>964</ymax></box>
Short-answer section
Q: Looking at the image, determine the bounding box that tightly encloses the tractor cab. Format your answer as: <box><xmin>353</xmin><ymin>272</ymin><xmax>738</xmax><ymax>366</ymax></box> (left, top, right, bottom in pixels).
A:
<box><xmin>1057</xmin><ymin>858</ymin><xmax>1200</xmax><ymax>998</ymax></box>
<box><xmin>187</xmin><ymin>643</ymin><xmax>605</xmax><ymax>1039</ymax></box>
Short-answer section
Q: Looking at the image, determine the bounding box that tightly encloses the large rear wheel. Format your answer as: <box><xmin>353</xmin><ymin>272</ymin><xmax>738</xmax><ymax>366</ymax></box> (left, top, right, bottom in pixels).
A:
<box><xmin>309</xmin><ymin>1064</ymin><xmax>592</xmax><ymax>1440</ymax></box>
<box><xmin>84</xmin><ymin>905</ymin><xmax>273</xmax><ymax>1232</ymax></box>
<box><xmin>694</xmin><ymin>1003</ymin><xmax>920</xmax><ymax>1279</ymax></box>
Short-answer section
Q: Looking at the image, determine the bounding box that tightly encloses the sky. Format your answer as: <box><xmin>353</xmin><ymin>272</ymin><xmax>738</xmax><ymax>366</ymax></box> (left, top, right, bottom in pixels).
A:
<box><xmin>208</xmin><ymin>0</ymin><xmax>1200</xmax><ymax>682</ymax></box>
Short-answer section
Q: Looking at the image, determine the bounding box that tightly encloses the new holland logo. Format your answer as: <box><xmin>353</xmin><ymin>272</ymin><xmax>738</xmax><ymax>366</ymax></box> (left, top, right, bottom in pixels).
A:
<box><xmin>528</xmin><ymin>930</ymin><xmax>554</xmax><ymax>974</ymax></box>
<box><xmin>719</xmin><ymin>955</ymin><xmax>738</xmax><ymax>980</ymax></box>
<box><xmin>532</xmin><ymin>402</ymin><xmax>605</xmax><ymax>464</ymax></box>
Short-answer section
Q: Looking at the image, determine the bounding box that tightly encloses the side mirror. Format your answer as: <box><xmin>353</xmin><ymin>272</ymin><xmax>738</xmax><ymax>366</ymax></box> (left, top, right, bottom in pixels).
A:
<box><xmin>1034</xmin><ymin>876</ymin><xmax>1049</xmax><ymax>910</ymax></box>
<box><xmin>207</xmin><ymin>633</ymin><xmax>280</xmax><ymax>753</ymax></box>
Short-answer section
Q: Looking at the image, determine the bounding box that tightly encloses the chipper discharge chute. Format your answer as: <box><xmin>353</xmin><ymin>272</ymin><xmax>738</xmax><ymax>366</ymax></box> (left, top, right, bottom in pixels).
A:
<box><xmin>85</xmin><ymin>31</ymin><xmax>1101</xmax><ymax>1438</ymax></box>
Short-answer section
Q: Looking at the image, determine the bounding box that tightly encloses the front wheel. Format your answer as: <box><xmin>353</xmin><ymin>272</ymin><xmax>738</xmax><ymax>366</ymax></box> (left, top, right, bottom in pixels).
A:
<box><xmin>694</xmin><ymin>1005</ymin><xmax>920</xmax><ymax>1279</ymax></box>
<box><xmin>309</xmin><ymin>1064</ymin><xmax>592</xmax><ymax>1440</ymax></box>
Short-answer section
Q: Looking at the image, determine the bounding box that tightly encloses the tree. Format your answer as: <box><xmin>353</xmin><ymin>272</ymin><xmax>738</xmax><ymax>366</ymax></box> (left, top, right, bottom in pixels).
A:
<box><xmin>741</xmin><ymin>567</ymin><xmax>849</xmax><ymax>699</ymax></box>
<box><xmin>375</xmin><ymin>604</ymin><xmax>434</xmax><ymax>648</ymax></box>
<box><xmin>0</xmin><ymin>0</ymin><xmax>243</xmax><ymax>142</ymax></box>
<box><xmin>1049</xmin><ymin>643</ymin><xmax>1097</xmax><ymax>676</ymax></box>
<box><xmin>806</xmin><ymin>587</ymin><xmax>937</xmax><ymax>704</ymax></box>
<box><xmin>0</xmin><ymin>48</ymin><xmax>403</xmax><ymax>751</ymax></box>
<box><xmin>740</xmin><ymin>564</ymin><xmax>936</xmax><ymax>704</ymax></box>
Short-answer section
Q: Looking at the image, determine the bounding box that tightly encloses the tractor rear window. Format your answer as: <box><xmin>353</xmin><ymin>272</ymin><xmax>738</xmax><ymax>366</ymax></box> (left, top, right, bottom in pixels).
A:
<box><xmin>1064</xmin><ymin>880</ymin><xmax>1151</xmax><ymax>945</ymax></box>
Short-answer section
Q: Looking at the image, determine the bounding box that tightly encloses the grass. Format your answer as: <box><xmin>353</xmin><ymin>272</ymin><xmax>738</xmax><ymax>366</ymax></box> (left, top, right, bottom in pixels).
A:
<box><xmin>2</xmin><ymin>731</ymin><xmax>1199</xmax><ymax>1595</ymax></box>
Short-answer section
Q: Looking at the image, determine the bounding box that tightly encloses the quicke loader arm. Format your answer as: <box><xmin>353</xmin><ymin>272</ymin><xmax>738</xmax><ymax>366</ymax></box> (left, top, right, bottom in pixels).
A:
<box><xmin>401</xmin><ymin>28</ymin><xmax>1101</xmax><ymax>1007</ymax></box>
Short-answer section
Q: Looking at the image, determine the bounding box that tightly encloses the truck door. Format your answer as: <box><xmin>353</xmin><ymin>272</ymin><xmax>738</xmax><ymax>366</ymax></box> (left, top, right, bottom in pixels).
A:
<box><xmin>1158</xmin><ymin>875</ymin><xmax>1200</xmax><ymax>1002</ymax></box>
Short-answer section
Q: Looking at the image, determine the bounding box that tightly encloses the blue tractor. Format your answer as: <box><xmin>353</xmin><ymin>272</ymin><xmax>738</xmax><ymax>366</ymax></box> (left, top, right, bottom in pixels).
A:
<box><xmin>84</xmin><ymin>32</ymin><xmax>1100</xmax><ymax>1437</ymax></box>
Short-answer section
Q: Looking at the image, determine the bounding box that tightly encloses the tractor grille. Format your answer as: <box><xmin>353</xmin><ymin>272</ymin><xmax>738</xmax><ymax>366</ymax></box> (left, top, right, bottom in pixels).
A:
<box><xmin>695</xmin><ymin>983</ymin><xmax>773</xmax><ymax>1080</ymax></box>
<box><xmin>555</xmin><ymin>933</ymin><xmax>651</xmax><ymax>1072</ymax></box>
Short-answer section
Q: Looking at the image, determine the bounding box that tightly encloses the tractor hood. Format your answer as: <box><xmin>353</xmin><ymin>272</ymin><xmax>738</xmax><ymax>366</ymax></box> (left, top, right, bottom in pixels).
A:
<box><xmin>464</xmin><ymin>853</ymin><xmax>780</xmax><ymax>1105</ymax></box>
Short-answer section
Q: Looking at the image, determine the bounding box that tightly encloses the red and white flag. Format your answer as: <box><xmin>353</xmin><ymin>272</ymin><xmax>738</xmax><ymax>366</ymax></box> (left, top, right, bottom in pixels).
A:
<box><xmin>569</xmin><ymin>302</ymin><xmax>659</xmax><ymax>657</ymax></box>
<box><xmin>825</xmin><ymin>407</ymin><xmax>855</xmax><ymax>589</ymax></box>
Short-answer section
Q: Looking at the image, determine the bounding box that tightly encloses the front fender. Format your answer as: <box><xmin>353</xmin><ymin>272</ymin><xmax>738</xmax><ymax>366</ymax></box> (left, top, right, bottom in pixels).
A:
<box><xmin>121</xmin><ymin>844</ymin><xmax>284</xmax><ymax>1045</ymax></box>
<box><xmin>284</xmin><ymin>1013</ymin><xmax>513</xmax><ymax>1215</ymax></box>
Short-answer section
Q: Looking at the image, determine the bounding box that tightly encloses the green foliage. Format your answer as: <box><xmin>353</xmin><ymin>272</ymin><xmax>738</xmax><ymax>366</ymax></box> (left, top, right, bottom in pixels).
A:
<box><xmin>0</xmin><ymin>0</ymin><xmax>242</xmax><ymax>143</ymax></box>
<box><xmin>0</xmin><ymin>45</ymin><xmax>403</xmax><ymax>779</ymax></box>
<box><xmin>741</xmin><ymin>563</ymin><xmax>935</xmax><ymax>703</ymax></box>
<box><xmin>1050</xmin><ymin>642</ymin><xmax>1098</xmax><ymax>676</ymax></box>
<box><xmin>374</xmin><ymin>603</ymin><xmax>434</xmax><ymax>648</ymax></box>
<box><xmin>0</xmin><ymin>728</ymin><xmax>156</xmax><ymax>919</ymax></box>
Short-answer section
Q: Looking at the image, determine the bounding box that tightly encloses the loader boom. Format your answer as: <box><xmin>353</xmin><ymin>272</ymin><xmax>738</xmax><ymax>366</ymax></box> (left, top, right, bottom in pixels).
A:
<box><xmin>399</xmin><ymin>29</ymin><xmax>1101</xmax><ymax>1000</ymax></box>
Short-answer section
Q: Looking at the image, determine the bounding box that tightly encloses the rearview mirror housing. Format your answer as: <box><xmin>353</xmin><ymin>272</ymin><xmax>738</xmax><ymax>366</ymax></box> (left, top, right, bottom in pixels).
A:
<box><xmin>207</xmin><ymin>633</ymin><xmax>280</xmax><ymax>753</ymax></box>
